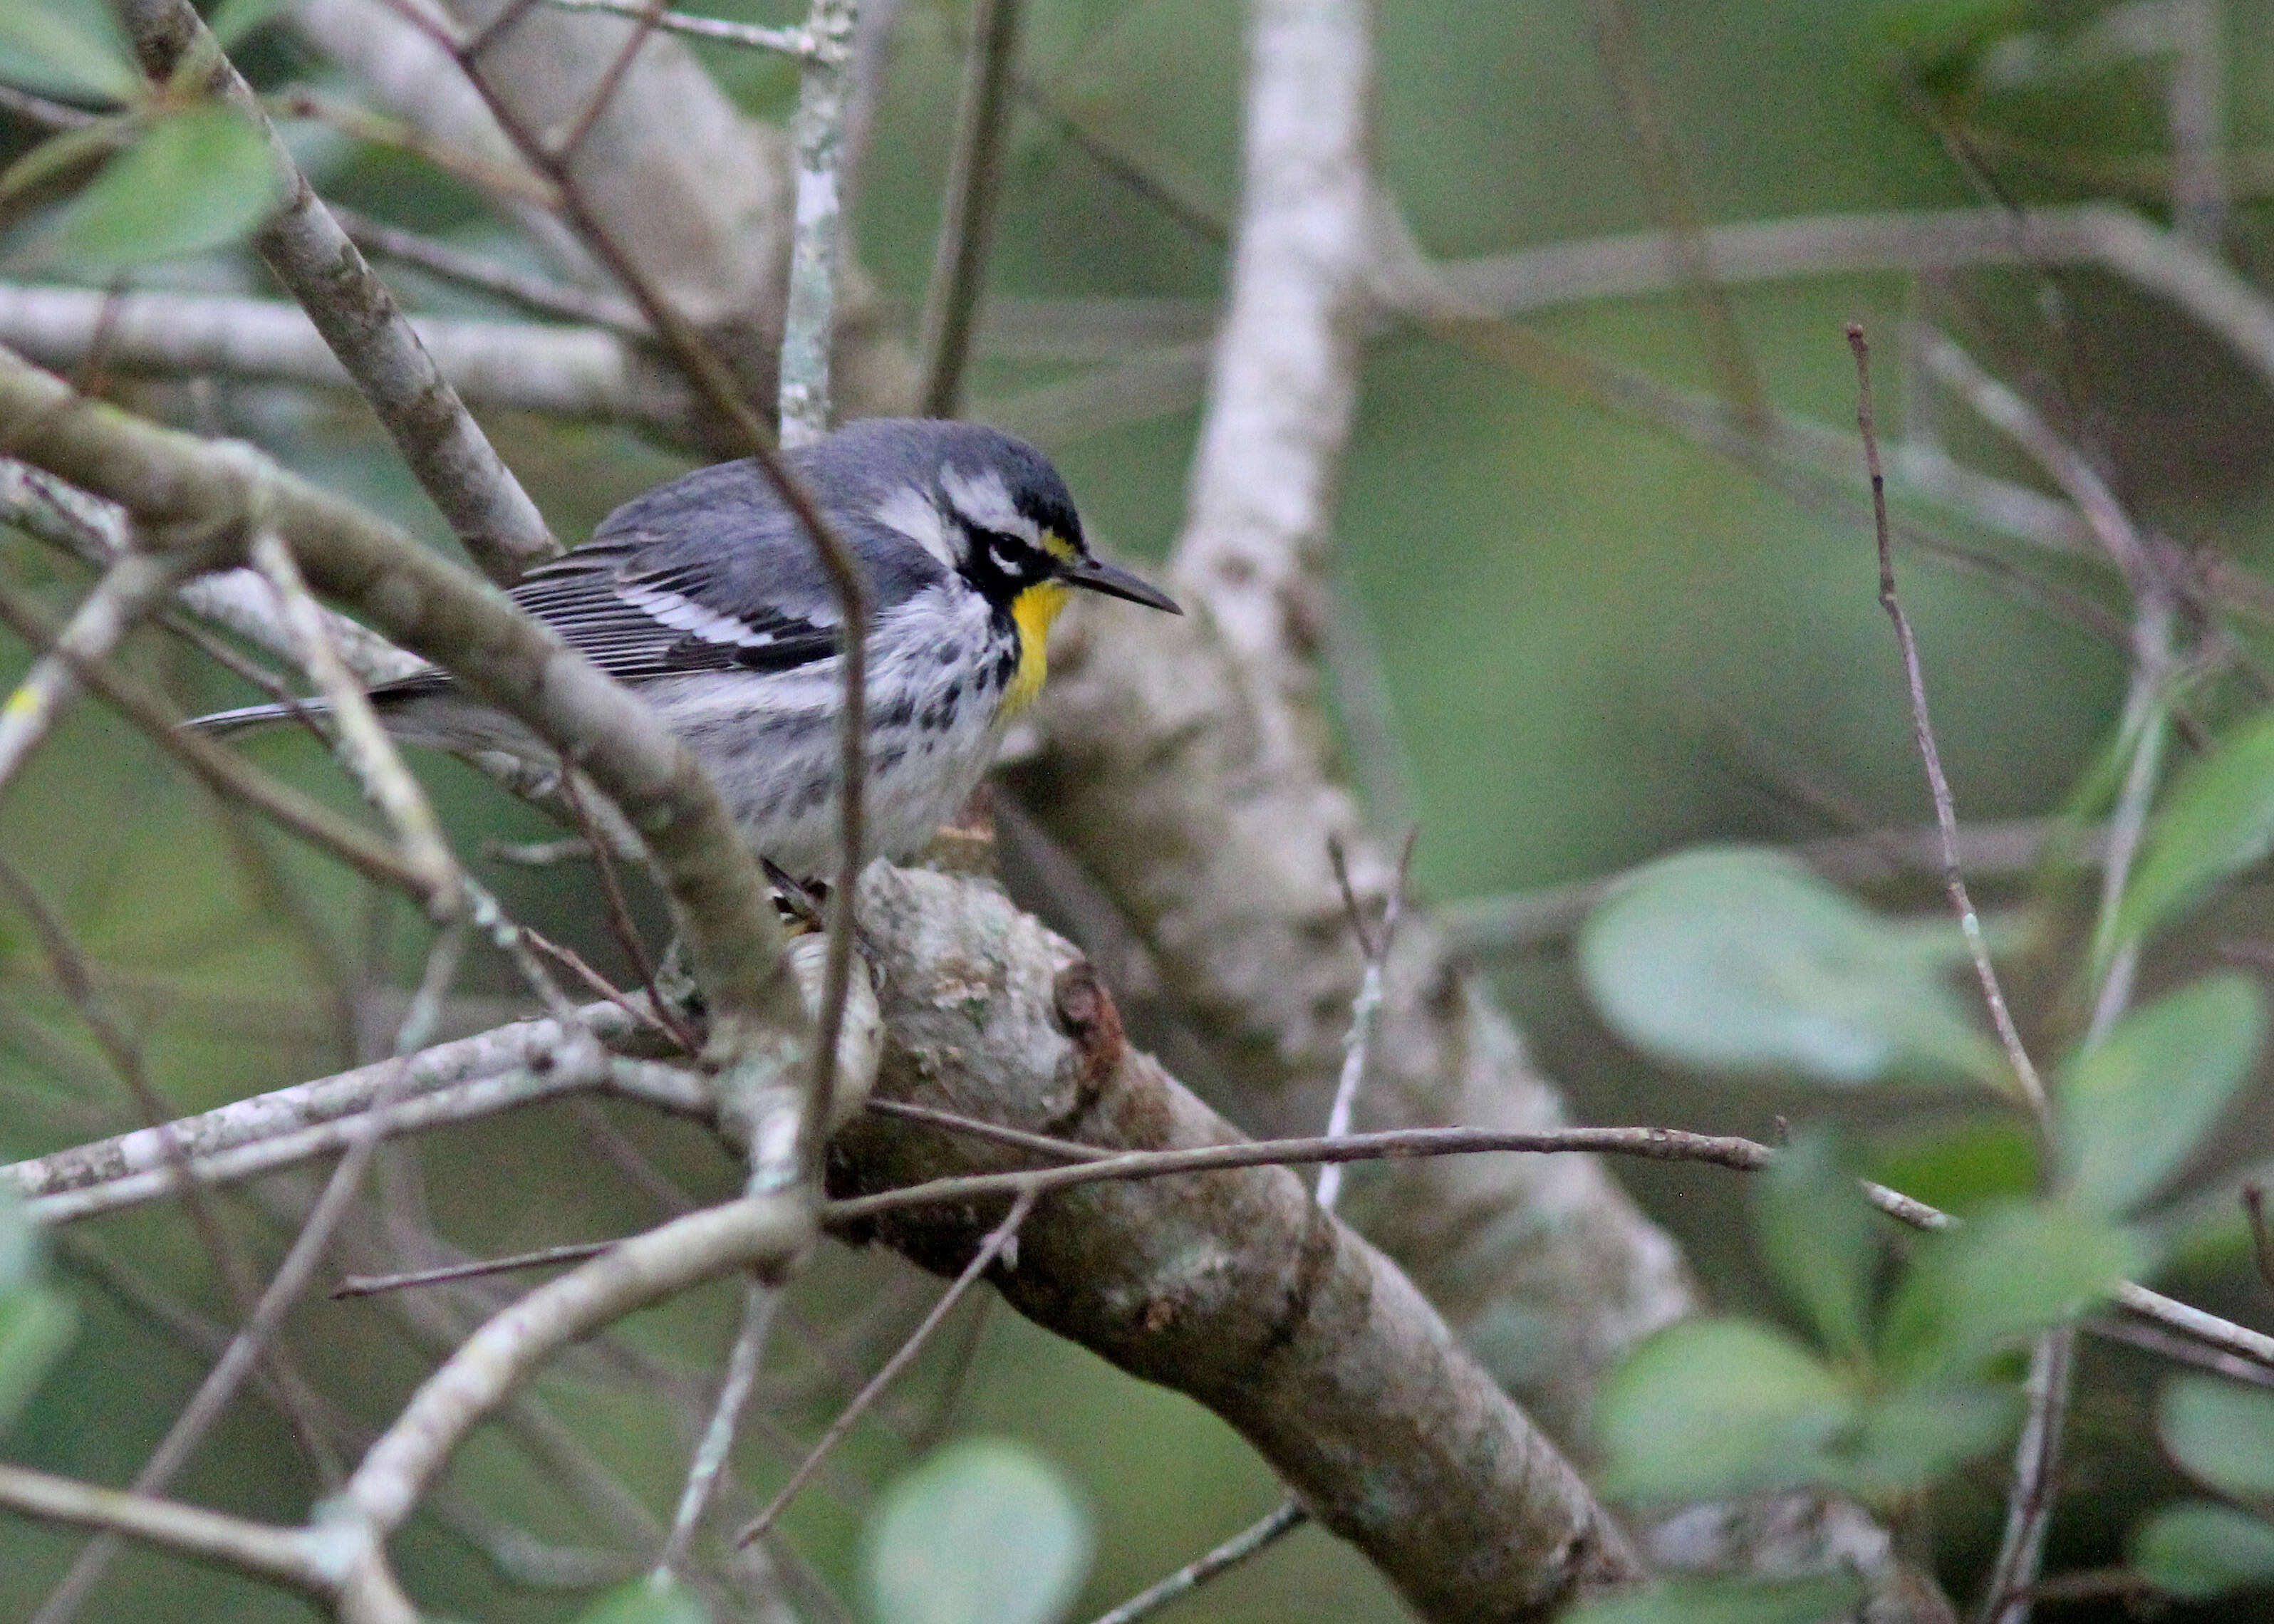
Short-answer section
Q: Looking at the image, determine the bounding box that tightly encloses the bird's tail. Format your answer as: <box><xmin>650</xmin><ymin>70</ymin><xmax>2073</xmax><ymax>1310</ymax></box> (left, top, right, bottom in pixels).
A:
<box><xmin>185</xmin><ymin>698</ymin><xmax>332</xmax><ymax>739</ymax></box>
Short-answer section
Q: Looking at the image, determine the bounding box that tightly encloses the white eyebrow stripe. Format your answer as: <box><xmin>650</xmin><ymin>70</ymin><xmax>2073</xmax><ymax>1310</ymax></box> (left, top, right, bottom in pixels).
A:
<box><xmin>619</xmin><ymin>582</ymin><xmax>777</xmax><ymax>647</ymax></box>
<box><xmin>872</xmin><ymin>486</ymin><xmax>960</xmax><ymax>566</ymax></box>
<box><xmin>940</xmin><ymin>464</ymin><xmax>1039</xmax><ymax>544</ymax></box>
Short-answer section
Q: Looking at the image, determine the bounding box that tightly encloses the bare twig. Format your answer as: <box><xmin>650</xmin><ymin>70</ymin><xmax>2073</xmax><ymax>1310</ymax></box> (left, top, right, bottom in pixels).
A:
<box><xmin>0</xmin><ymin>576</ymin><xmax>430</xmax><ymax>896</ymax></box>
<box><xmin>2246</xmin><ymin>1185</ymin><xmax>2274</xmax><ymax>1293</ymax></box>
<box><xmin>326</xmin><ymin>203</ymin><xmax>648</xmax><ymax>333</ymax></box>
<box><xmin>916</xmin><ymin>0</ymin><xmax>1019</xmax><ymax>416</ymax></box>
<box><xmin>534</xmin><ymin>0</ymin><xmax>814</xmax><ymax>56</ymax></box>
<box><xmin>1588</xmin><ymin>0</ymin><xmax>1768</xmax><ymax>430</ymax></box>
<box><xmin>736</xmin><ymin>1186</ymin><xmax>1038</xmax><ymax>1546</ymax></box>
<box><xmin>1086</xmin><ymin>1499</ymin><xmax>1310</xmax><ymax>1624</ymax></box>
<box><xmin>1314</xmin><ymin>829</ymin><xmax>1413</xmax><ymax>1212</ymax></box>
<box><xmin>770</xmin><ymin>0</ymin><xmax>869</xmax><ymax>1180</ymax></box>
<box><xmin>658</xmin><ymin>1278</ymin><xmax>780</xmax><ymax>1573</ymax></box>
<box><xmin>0</xmin><ymin>283</ymin><xmax>697</xmax><ymax>435</ymax></box>
<box><xmin>333</xmin><ymin>1239</ymin><xmax>617</xmax><ymax>1298</ymax></box>
<box><xmin>0</xmin><ymin>551</ymin><xmax>188</xmax><ymax>796</ymax></box>
<box><xmin>1978</xmin><ymin>1328</ymin><xmax>2076</xmax><ymax>1624</ymax></box>
<box><xmin>249</xmin><ymin>529</ymin><xmax>464</xmax><ymax>916</ymax></box>
<box><xmin>1849</xmin><ymin>325</ymin><xmax>2049</xmax><ymax>1116</ymax></box>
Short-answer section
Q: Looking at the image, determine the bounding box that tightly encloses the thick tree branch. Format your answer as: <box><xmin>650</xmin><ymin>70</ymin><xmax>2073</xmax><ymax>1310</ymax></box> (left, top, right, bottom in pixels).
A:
<box><xmin>829</xmin><ymin>865</ymin><xmax>1641</xmax><ymax>1622</ymax></box>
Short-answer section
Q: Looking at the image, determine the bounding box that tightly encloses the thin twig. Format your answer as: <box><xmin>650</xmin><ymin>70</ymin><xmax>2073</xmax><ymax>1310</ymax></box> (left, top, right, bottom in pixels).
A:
<box><xmin>558</xmin><ymin>769</ymin><xmax>701</xmax><ymax>1053</ymax></box>
<box><xmin>14</xmin><ymin>1066</ymin><xmax>2274</xmax><ymax>1375</ymax></box>
<box><xmin>0</xmin><ymin>551</ymin><xmax>187</xmax><ymax>796</ymax></box>
<box><xmin>777</xmin><ymin>0</ymin><xmax>868</xmax><ymax>1183</ymax></box>
<box><xmin>1976</xmin><ymin>1328</ymin><xmax>2076</xmax><ymax>1624</ymax></box>
<box><xmin>658</xmin><ymin>1279</ymin><xmax>779</xmax><ymax>1573</ymax></box>
<box><xmin>532</xmin><ymin>0</ymin><xmax>814</xmax><ymax>56</ymax></box>
<box><xmin>1086</xmin><ymin>1499</ymin><xmax>1309</xmax><ymax>1624</ymax></box>
<box><xmin>1847</xmin><ymin>325</ymin><xmax>2049</xmax><ymax>1117</ymax></box>
<box><xmin>333</xmin><ymin>1240</ymin><xmax>616</xmax><ymax>1298</ymax></box>
<box><xmin>863</xmin><ymin>1097</ymin><xmax>1112</xmax><ymax>1162</ymax></box>
<box><xmin>916</xmin><ymin>0</ymin><xmax>1020</xmax><ymax>417</ymax></box>
<box><xmin>2246</xmin><ymin>1185</ymin><xmax>2274</xmax><ymax>1293</ymax></box>
<box><xmin>249</xmin><ymin>529</ymin><xmax>463</xmax><ymax>916</ymax></box>
<box><xmin>0</xmin><ymin>578</ymin><xmax>430</xmax><ymax>896</ymax></box>
<box><xmin>1315</xmin><ymin>830</ymin><xmax>1415</xmax><ymax>1212</ymax></box>
<box><xmin>326</xmin><ymin>203</ymin><xmax>647</xmax><ymax>333</ymax></box>
<box><xmin>1589</xmin><ymin>0</ymin><xmax>1769</xmax><ymax>432</ymax></box>
<box><xmin>735</xmin><ymin>1187</ymin><xmax>1037</xmax><ymax>1546</ymax></box>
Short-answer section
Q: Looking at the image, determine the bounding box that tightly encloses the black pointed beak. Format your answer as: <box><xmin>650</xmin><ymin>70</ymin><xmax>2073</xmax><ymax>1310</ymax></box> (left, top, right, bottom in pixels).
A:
<box><xmin>1056</xmin><ymin>556</ymin><xmax>1182</xmax><ymax>613</ymax></box>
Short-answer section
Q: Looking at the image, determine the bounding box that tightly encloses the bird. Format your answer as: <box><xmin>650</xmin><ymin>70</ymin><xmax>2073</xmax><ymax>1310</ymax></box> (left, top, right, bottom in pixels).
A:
<box><xmin>191</xmin><ymin>417</ymin><xmax>1180</xmax><ymax>876</ymax></box>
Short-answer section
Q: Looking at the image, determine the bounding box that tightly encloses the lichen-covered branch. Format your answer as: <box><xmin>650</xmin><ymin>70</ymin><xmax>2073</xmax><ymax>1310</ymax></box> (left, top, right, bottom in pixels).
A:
<box><xmin>830</xmin><ymin>866</ymin><xmax>1640</xmax><ymax>1622</ymax></box>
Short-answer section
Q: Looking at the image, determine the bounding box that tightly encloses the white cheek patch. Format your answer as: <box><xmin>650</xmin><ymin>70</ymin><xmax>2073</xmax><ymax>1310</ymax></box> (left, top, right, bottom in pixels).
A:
<box><xmin>941</xmin><ymin>464</ymin><xmax>1039</xmax><ymax>545</ymax></box>
<box><xmin>619</xmin><ymin>582</ymin><xmax>777</xmax><ymax>647</ymax></box>
<box><xmin>873</xmin><ymin>486</ymin><xmax>960</xmax><ymax>566</ymax></box>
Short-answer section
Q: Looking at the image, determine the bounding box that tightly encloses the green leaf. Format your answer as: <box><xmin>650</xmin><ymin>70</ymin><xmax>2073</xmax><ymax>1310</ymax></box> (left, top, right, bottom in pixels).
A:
<box><xmin>1879</xmin><ymin>1199</ymin><xmax>2141</xmax><ymax>1382</ymax></box>
<box><xmin>45</xmin><ymin>104</ymin><xmax>281</xmax><ymax>271</ymax></box>
<box><xmin>1578</xmin><ymin>847</ymin><xmax>2000</xmax><ymax>1089</ymax></box>
<box><xmin>1597</xmin><ymin>1318</ymin><xmax>1856</xmax><ymax>1504</ymax></box>
<box><xmin>1867</xmin><ymin>1118</ymin><xmax>2036</xmax><ymax>1217</ymax></box>
<box><xmin>2133</xmin><ymin>1501</ymin><xmax>2274</xmax><ymax>1599</ymax></box>
<box><xmin>570</xmin><ymin>1576</ymin><xmax>710</xmax><ymax>1624</ymax></box>
<box><xmin>861</xmin><ymin>1439</ymin><xmax>1092</xmax><ymax>1624</ymax></box>
<box><xmin>2161</xmin><ymin>1376</ymin><xmax>2274</xmax><ymax>1503</ymax></box>
<box><xmin>1755</xmin><ymin>1130</ymin><xmax>1878</xmax><ymax>1360</ymax></box>
<box><xmin>1566</xmin><ymin>1573</ymin><xmax>1869</xmax><ymax>1624</ymax></box>
<box><xmin>2057</xmin><ymin>975</ymin><xmax>2264</xmax><ymax>1217</ymax></box>
<box><xmin>2114</xmin><ymin>707</ymin><xmax>2274</xmax><ymax>952</ymax></box>
<box><xmin>0</xmin><ymin>0</ymin><xmax>140</xmax><ymax>104</ymax></box>
<box><xmin>207</xmin><ymin>0</ymin><xmax>291</xmax><ymax>49</ymax></box>
<box><xmin>1834</xmin><ymin>1382</ymin><xmax>2020</xmax><ymax>1497</ymax></box>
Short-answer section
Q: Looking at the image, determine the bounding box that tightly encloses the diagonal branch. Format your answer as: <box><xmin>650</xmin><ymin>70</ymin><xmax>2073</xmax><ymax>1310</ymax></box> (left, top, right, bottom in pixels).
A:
<box><xmin>118</xmin><ymin>0</ymin><xmax>559</xmax><ymax>583</ymax></box>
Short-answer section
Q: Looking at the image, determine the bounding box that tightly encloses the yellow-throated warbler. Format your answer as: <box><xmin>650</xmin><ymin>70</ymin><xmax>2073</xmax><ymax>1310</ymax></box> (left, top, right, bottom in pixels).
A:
<box><xmin>192</xmin><ymin>418</ymin><xmax>1180</xmax><ymax>873</ymax></box>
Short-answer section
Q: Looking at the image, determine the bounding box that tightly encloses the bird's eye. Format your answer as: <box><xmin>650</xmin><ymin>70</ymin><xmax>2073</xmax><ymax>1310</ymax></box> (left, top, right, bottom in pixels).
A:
<box><xmin>988</xmin><ymin>541</ymin><xmax>1021</xmax><ymax>575</ymax></box>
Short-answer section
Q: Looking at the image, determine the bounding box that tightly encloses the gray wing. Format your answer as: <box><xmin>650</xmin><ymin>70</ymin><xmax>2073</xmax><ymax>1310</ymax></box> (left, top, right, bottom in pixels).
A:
<box><xmin>375</xmin><ymin>457</ymin><xmax>947</xmax><ymax>701</ymax></box>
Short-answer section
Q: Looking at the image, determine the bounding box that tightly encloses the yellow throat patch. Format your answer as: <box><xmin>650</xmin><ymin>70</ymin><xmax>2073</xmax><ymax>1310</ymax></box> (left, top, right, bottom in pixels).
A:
<box><xmin>1002</xmin><ymin>530</ymin><xmax>1081</xmax><ymax>714</ymax></box>
<box><xmin>1004</xmin><ymin>580</ymin><xmax>1070</xmax><ymax>714</ymax></box>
